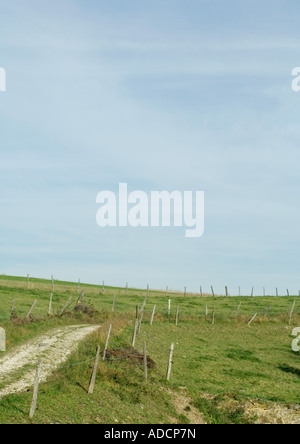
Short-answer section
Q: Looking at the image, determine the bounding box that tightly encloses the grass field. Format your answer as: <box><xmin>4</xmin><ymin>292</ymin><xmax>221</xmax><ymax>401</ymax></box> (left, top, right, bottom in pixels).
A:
<box><xmin>0</xmin><ymin>275</ymin><xmax>299</xmax><ymax>424</ymax></box>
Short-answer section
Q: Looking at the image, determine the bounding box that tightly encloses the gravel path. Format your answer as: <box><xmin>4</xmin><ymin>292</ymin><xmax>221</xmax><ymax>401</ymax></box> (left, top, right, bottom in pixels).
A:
<box><xmin>0</xmin><ymin>324</ymin><xmax>101</xmax><ymax>399</ymax></box>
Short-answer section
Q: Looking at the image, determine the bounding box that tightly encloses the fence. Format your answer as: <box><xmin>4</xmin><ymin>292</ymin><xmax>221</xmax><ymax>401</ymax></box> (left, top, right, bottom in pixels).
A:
<box><xmin>0</xmin><ymin>290</ymin><xmax>299</xmax><ymax>323</ymax></box>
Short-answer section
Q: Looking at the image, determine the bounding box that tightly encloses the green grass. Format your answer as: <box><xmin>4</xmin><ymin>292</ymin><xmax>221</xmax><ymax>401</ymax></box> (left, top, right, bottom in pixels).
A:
<box><xmin>0</xmin><ymin>275</ymin><xmax>299</xmax><ymax>424</ymax></box>
<box><xmin>132</xmin><ymin>319</ymin><xmax>300</xmax><ymax>404</ymax></box>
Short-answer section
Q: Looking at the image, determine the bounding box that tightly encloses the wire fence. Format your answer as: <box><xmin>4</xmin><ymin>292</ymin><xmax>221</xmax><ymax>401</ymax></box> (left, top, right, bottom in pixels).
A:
<box><xmin>0</xmin><ymin>297</ymin><xmax>299</xmax><ymax>323</ymax></box>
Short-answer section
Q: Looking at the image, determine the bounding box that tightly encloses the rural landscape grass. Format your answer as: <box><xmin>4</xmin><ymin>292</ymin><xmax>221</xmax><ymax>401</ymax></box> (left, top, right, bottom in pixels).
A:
<box><xmin>0</xmin><ymin>275</ymin><xmax>299</xmax><ymax>424</ymax></box>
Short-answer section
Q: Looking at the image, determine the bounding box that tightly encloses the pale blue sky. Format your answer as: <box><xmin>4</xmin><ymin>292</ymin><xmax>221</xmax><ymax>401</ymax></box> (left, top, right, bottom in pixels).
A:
<box><xmin>0</xmin><ymin>0</ymin><xmax>300</xmax><ymax>295</ymax></box>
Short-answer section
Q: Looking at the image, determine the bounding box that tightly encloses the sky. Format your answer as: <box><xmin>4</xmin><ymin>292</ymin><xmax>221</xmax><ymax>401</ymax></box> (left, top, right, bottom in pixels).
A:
<box><xmin>0</xmin><ymin>0</ymin><xmax>300</xmax><ymax>295</ymax></box>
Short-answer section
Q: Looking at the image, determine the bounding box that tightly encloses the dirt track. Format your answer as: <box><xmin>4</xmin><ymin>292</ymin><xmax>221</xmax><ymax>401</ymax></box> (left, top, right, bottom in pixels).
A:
<box><xmin>0</xmin><ymin>324</ymin><xmax>100</xmax><ymax>399</ymax></box>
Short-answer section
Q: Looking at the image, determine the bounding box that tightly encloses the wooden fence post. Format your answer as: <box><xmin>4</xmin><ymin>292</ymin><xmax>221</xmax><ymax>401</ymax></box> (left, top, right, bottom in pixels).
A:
<box><xmin>248</xmin><ymin>313</ymin><xmax>257</xmax><ymax>327</ymax></box>
<box><xmin>212</xmin><ymin>308</ymin><xmax>215</xmax><ymax>325</ymax></box>
<box><xmin>132</xmin><ymin>308</ymin><xmax>139</xmax><ymax>347</ymax></box>
<box><xmin>264</xmin><ymin>305</ymin><xmax>272</xmax><ymax>317</ymax></box>
<box><xmin>144</xmin><ymin>341</ymin><xmax>148</xmax><ymax>380</ymax></box>
<box><xmin>138</xmin><ymin>297</ymin><xmax>147</xmax><ymax>334</ymax></box>
<box><xmin>140</xmin><ymin>297</ymin><xmax>147</xmax><ymax>313</ymax></box>
<box><xmin>167</xmin><ymin>343</ymin><xmax>175</xmax><ymax>381</ymax></box>
<box><xmin>289</xmin><ymin>301</ymin><xmax>296</xmax><ymax>326</ymax></box>
<box><xmin>59</xmin><ymin>297</ymin><xmax>72</xmax><ymax>317</ymax></box>
<box><xmin>103</xmin><ymin>325</ymin><xmax>112</xmax><ymax>361</ymax></box>
<box><xmin>88</xmin><ymin>345</ymin><xmax>101</xmax><ymax>395</ymax></box>
<box><xmin>150</xmin><ymin>305</ymin><xmax>156</xmax><ymax>326</ymax></box>
<box><xmin>26</xmin><ymin>300</ymin><xmax>37</xmax><ymax>319</ymax></box>
<box><xmin>168</xmin><ymin>299</ymin><xmax>171</xmax><ymax>316</ymax></box>
<box><xmin>138</xmin><ymin>311</ymin><xmax>144</xmax><ymax>334</ymax></box>
<box><xmin>211</xmin><ymin>286</ymin><xmax>215</xmax><ymax>297</ymax></box>
<box><xmin>29</xmin><ymin>361</ymin><xmax>42</xmax><ymax>418</ymax></box>
<box><xmin>75</xmin><ymin>290</ymin><xmax>85</xmax><ymax>308</ymax></box>
<box><xmin>48</xmin><ymin>293</ymin><xmax>53</xmax><ymax>316</ymax></box>
<box><xmin>132</xmin><ymin>320</ymin><xmax>138</xmax><ymax>348</ymax></box>
<box><xmin>10</xmin><ymin>297</ymin><xmax>15</xmax><ymax>319</ymax></box>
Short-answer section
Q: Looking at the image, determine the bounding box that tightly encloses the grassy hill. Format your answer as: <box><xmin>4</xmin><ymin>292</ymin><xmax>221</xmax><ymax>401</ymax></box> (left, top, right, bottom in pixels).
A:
<box><xmin>0</xmin><ymin>275</ymin><xmax>299</xmax><ymax>424</ymax></box>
